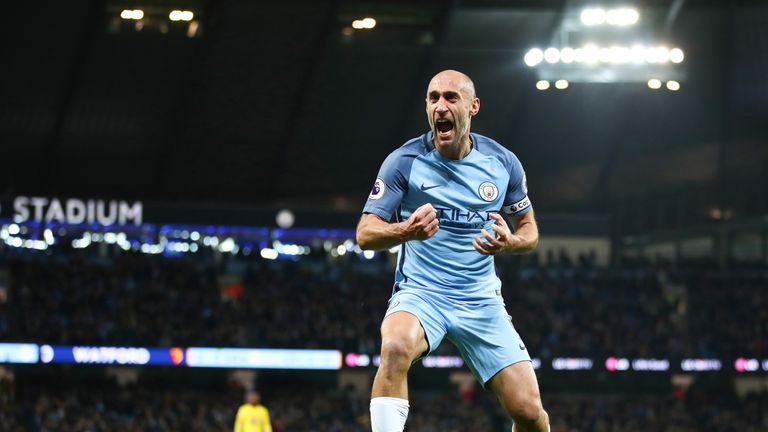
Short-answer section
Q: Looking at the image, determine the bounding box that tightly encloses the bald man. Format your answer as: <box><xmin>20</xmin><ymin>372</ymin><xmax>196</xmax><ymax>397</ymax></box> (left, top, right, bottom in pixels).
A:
<box><xmin>357</xmin><ymin>70</ymin><xmax>549</xmax><ymax>432</ymax></box>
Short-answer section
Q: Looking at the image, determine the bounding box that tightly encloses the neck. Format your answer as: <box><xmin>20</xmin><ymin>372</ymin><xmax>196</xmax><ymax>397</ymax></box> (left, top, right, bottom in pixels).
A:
<box><xmin>434</xmin><ymin>133</ymin><xmax>472</xmax><ymax>160</ymax></box>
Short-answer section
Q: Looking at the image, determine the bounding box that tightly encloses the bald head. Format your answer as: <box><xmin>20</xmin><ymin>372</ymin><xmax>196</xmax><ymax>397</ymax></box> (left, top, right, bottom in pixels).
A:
<box><xmin>428</xmin><ymin>70</ymin><xmax>476</xmax><ymax>99</ymax></box>
<box><xmin>425</xmin><ymin>69</ymin><xmax>480</xmax><ymax>159</ymax></box>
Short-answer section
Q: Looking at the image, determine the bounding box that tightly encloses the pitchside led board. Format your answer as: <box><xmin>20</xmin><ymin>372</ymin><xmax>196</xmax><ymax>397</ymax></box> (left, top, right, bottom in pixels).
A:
<box><xmin>1</xmin><ymin>343</ymin><xmax>766</xmax><ymax>374</ymax></box>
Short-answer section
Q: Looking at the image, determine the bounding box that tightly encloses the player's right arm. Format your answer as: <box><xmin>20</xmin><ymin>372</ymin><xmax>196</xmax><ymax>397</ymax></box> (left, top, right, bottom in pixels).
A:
<box><xmin>357</xmin><ymin>203</ymin><xmax>439</xmax><ymax>250</ymax></box>
<box><xmin>358</xmin><ymin>148</ymin><xmax>438</xmax><ymax>250</ymax></box>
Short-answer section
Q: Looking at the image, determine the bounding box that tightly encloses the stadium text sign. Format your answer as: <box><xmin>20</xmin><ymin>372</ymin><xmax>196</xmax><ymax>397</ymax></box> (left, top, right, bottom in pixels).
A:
<box><xmin>10</xmin><ymin>197</ymin><xmax>142</xmax><ymax>226</ymax></box>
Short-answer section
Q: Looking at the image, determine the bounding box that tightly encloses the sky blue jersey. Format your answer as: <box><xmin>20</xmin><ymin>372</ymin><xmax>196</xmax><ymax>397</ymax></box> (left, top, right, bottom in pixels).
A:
<box><xmin>363</xmin><ymin>131</ymin><xmax>532</xmax><ymax>304</ymax></box>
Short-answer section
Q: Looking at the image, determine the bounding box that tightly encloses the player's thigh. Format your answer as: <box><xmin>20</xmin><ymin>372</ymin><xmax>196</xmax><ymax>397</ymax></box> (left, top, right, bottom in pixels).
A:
<box><xmin>380</xmin><ymin>311</ymin><xmax>429</xmax><ymax>361</ymax></box>
<box><xmin>449</xmin><ymin>304</ymin><xmax>530</xmax><ymax>385</ymax></box>
<box><xmin>381</xmin><ymin>292</ymin><xmax>447</xmax><ymax>360</ymax></box>
<box><xmin>487</xmin><ymin>360</ymin><xmax>543</xmax><ymax>419</ymax></box>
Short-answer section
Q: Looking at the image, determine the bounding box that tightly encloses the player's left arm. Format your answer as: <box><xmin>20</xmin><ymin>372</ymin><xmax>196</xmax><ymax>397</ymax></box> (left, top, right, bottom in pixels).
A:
<box><xmin>473</xmin><ymin>209</ymin><xmax>538</xmax><ymax>255</ymax></box>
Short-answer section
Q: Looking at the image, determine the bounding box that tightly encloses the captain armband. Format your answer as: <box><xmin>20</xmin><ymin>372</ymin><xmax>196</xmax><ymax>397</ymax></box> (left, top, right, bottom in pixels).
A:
<box><xmin>502</xmin><ymin>196</ymin><xmax>531</xmax><ymax>215</ymax></box>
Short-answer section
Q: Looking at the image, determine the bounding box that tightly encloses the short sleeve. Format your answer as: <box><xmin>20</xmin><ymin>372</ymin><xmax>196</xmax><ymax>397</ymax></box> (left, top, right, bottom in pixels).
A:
<box><xmin>362</xmin><ymin>150</ymin><xmax>414</xmax><ymax>221</ymax></box>
<box><xmin>501</xmin><ymin>154</ymin><xmax>532</xmax><ymax>216</ymax></box>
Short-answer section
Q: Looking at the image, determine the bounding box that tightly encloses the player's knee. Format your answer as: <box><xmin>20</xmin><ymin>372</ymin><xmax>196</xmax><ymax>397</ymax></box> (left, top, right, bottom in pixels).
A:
<box><xmin>379</xmin><ymin>339</ymin><xmax>417</xmax><ymax>372</ymax></box>
<box><xmin>506</xmin><ymin>395</ymin><xmax>544</xmax><ymax>425</ymax></box>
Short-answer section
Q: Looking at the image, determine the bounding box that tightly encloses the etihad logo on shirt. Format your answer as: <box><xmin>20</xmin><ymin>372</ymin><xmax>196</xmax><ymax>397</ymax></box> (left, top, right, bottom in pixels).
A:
<box><xmin>434</xmin><ymin>206</ymin><xmax>494</xmax><ymax>228</ymax></box>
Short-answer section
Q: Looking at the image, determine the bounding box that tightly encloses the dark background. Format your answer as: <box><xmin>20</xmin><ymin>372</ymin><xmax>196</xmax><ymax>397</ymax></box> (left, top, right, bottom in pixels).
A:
<box><xmin>2</xmin><ymin>0</ymin><xmax>766</xmax><ymax>236</ymax></box>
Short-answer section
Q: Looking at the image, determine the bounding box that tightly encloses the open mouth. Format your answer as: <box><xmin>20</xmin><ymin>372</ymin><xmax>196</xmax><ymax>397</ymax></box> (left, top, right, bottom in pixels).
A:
<box><xmin>435</xmin><ymin>118</ymin><xmax>454</xmax><ymax>135</ymax></box>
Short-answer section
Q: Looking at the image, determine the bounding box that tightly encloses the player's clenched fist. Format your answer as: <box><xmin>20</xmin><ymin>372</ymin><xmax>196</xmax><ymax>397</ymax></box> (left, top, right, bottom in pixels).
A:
<box><xmin>404</xmin><ymin>203</ymin><xmax>440</xmax><ymax>241</ymax></box>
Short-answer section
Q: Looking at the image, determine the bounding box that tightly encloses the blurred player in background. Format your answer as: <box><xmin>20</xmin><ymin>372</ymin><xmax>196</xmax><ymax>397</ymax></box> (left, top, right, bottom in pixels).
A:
<box><xmin>234</xmin><ymin>390</ymin><xmax>272</xmax><ymax>432</ymax></box>
<box><xmin>357</xmin><ymin>70</ymin><xmax>549</xmax><ymax>432</ymax></box>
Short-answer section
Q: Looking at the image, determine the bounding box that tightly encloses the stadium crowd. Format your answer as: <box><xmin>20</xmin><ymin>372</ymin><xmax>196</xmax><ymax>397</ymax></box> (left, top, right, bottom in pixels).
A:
<box><xmin>1</xmin><ymin>244</ymin><xmax>766</xmax><ymax>359</ymax></box>
<box><xmin>0</xmin><ymin>381</ymin><xmax>765</xmax><ymax>431</ymax></box>
<box><xmin>0</xmin><ymin>243</ymin><xmax>766</xmax><ymax>430</ymax></box>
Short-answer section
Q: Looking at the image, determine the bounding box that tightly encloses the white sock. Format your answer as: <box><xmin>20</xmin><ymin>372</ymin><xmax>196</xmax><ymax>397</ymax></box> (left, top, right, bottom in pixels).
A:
<box><xmin>370</xmin><ymin>397</ymin><xmax>409</xmax><ymax>432</ymax></box>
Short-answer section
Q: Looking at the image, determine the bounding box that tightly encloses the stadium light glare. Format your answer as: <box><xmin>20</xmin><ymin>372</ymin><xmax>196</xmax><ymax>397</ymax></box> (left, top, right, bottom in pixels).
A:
<box><xmin>560</xmin><ymin>47</ymin><xmax>575</xmax><ymax>63</ymax></box>
<box><xmin>610</xmin><ymin>46</ymin><xmax>631</xmax><ymax>63</ymax></box>
<box><xmin>630</xmin><ymin>45</ymin><xmax>645</xmax><ymax>63</ymax></box>
<box><xmin>44</xmin><ymin>229</ymin><xmax>55</xmax><ymax>245</ymax></box>
<box><xmin>120</xmin><ymin>9</ymin><xmax>144</xmax><ymax>20</ymax></box>
<box><xmin>657</xmin><ymin>47</ymin><xmax>670</xmax><ymax>63</ymax></box>
<box><xmin>582</xmin><ymin>7</ymin><xmax>638</xmax><ymax>26</ymax></box>
<box><xmin>666</xmin><ymin>80</ymin><xmax>680</xmax><ymax>91</ymax></box>
<box><xmin>218</xmin><ymin>237</ymin><xmax>235</xmax><ymax>253</ymax></box>
<box><xmin>644</xmin><ymin>47</ymin><xmax>660</xmax><ymax>63</ymax></box>
<box><xmin>555</xmin><ymin>80</ymin><xmax>569</xmax><ymax>90</ymax></box>
<box><xmin>670</xmin><ymin>48</ymin><xmax>685</xmax><ymax>63</ymax></box>
<box><xmin>260</xmin><ymin>248</ymin><xmax>278</xmax><ymax>260</ymax></box>
<box><xmin>363</xmin><ymin>250</ymin><xmax>375</xmax><ymax>259</ymax></box>
<box><xmin>351</xmin><ymin>17</ymin><xmax>376</xmax><ymax>30</ymax></box>
<box><xmin>361</xmin><ymin>17</ymin><xmax>376</xmax><ymax>29</ymax></box>
<box><xmin>524</xmin><ymin>48</ymin><xmax>544</xmax><ymax>67</ymax></box>
<box><xmin>606</xmin><ymin>8</ymin><xmax>639</xmax><ymax>26</ymax></box>
<box><xmin>583</xmin><ymin>45</ymin><xmax>599</xmax><ymax>64</ymax></box>
<box><xmin>580</xmin><ymin>8</ymin><xmax>606</xmax><ymax>26</ymax></box>
<box><xmin>598</xmin><ymin>47</ymin><xmax>611</xmax><ymax>63</ymax></box>
<box><xmin>544</xmin><ymin>47</ymin><xmax>560</xmax><ymax>64</ymax></box>
<box><xmin>573</xmin><ymin>48</ymin><xmax>585</xmax><ymax>63</ymax></box>
<box><xmin>647</xmin><ymin>79</ymin><xmax>662</xmax><ymax>89</ymax></box>
<box><xmin>169</xmin><ymin>10</ymin><xmax>194</xmax><ymax>22</ymax></box>
<box><xmin>535</xmin><ymin>80</ymin><xmax>550</xmax><ymax>90</ymax></box>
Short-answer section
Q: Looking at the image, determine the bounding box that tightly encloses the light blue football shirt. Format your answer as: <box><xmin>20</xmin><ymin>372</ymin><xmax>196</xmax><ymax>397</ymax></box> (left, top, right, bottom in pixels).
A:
<box><xmin>363</xmin><ymin>131</ymin><xmax>532</xmax><ymax>305</ymax></box>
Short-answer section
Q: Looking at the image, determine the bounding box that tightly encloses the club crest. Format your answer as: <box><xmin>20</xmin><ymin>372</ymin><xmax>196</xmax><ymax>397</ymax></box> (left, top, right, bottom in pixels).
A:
<box><xmin>478</xmin><ymin>181</ymin><xmax>498</xmax><ymax>202</ymax></box>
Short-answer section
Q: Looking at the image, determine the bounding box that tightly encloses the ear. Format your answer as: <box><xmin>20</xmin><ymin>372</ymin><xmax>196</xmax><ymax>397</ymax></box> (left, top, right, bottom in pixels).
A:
<box><xmin>470</xmin><ymin>97</ymin><xmax>480</xmax><ymax>117</ymax></box>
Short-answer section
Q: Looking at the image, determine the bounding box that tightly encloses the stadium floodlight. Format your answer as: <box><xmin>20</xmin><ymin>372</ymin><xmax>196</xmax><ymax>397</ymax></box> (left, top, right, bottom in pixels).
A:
<box><xmin>544</xmin><ymin>47</ymin><xmax>560</xmax><ymax>64</ymax></box>
<box><xmin>666</xmin><ymin>80</ymin><xmax>680</xmax><ymax>91</ymax></box>
<box><xmin>609</xmin><ymin>46</ymin><xmax>631</xmax><ymax>64</ymax></box>
<box><xmin>260</xmin><ymin>248</ymin><xmax>278</xmax><ymax>260</ymax></box>
<box><xmin>606</xmin><ymin>8</ymin><xmax>639</xmax><ymax>26</ymax></box>
<box><xmin>670</xmin><ymin>48</ymin><xmax>685</xmax><ymax>63</ymax></box>
<box><xmin>524</xmin><ymin>48</ymin><xmax>544</xmax><ymax>67</ymax></box>
<box><xmin>555</xmin><ymin>79</ymin><xmax>569</xmax><ymax>89</ymax></box>
<box><xmin>582</xmin><ymin>7</ymin><xmax>638</xmax><ymax>26</ymax></box>
<box><xmin>580</xmin><ymin>8</ymin><xmax>606</xmax><ymax>26</ymax></box>
<box><xmin>535</xmin><ymin>80</ymin><xmax>550</xmax><ymax>90</ymax></box>
<box><xmin>657</xmin><ymin>47</ymin><xmax>670</xmax><ymax>63</ymax></box>
<box><xmin>644</xmin><ymin>46</ymin><xmax>665</xmax><ymax>63</ymax></box>
<box><xmin>583</xmin><ymin>44</ymin><xmax>599</xmax><ymax>64</ymax></box>
<box><xmin>560</xmin><ymin>47</ymin><xmax>575</xmax><ymax>63</ymax></box>
<box><xmin>120</xmin><ymin>9</ymin><xmax>144</xmax><ymax>20</ymax></box>
<box><xmin>352</xmin><ymin>17</ymin><xmax>376</xmax><ymax>30</ymax></box>
<box><xmin>169</xmin><ymin>10</ymin><xmax>194</xmax><ymax>22</ymax></box>
<box><xmin>598</xmin><ymin>47</ymin><xmax>611</xmax><ymax>63</ymax></box>
<box><xmin>647</xmin><ymin>79</ymin><xmax>662</xmax><ymax>89</ymax></box>
<box><xmin>630</xmin><ymin>45</ymin><xmax>646</xmax><ymax>63</ymax></box>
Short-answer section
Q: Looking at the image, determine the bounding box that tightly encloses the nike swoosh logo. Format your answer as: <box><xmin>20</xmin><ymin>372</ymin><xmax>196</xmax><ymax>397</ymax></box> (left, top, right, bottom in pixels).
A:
<box><xmin>519</xmin><ymin>344</ymin><xmax>526</xmax><ymax>351</ymax></box>
<box><xmin>420</xmin><ymin>183</ymin><xmax>440</xmax><ymax>191</ymax></box>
